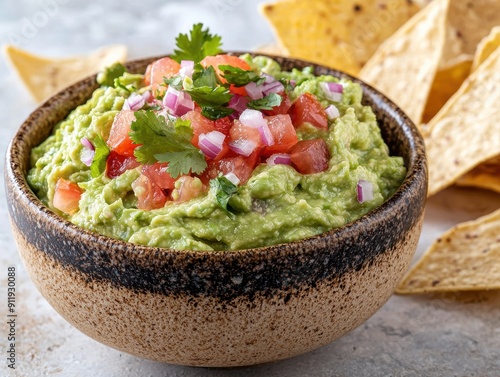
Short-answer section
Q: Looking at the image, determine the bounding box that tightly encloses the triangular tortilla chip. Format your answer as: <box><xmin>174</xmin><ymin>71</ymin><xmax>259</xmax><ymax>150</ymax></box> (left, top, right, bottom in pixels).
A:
<box><xmin>440</xmin><ymin>0</ymin><xmax>500</xmax><ymax>70</ymax></box>
<box><xmin>424</xmin><ymin>45</ymin><xmax>500</xmax><ymax>196</ymax></box>
<box><xmin>396</xmin><ymin>208</ymin><xmax>500</xmax><ymax>294</ymax></box>
<box><xmin>420</xmin><ymin>1</ymin><xmax>500</xmax><ymax>122</ymax></box>
<box><xmin>260</xmin><ymin>0</ymin><xmax>425</xmax><ymax>76</ymax></box>
<box><xmin>3</xmin><ymin>44</ymin><xmax>127</xmax><ymax>102</ymax></box>
<box><xmin>472</xmin><ymin>26</ymin><xmax>500</xmax><ymax>72</ymax></box>
<box><xmin>456</xmin><ymin>156</ymin><xmax>500</xmax><ymax>194</ymax></box>
<box><xmin>359</xmin><ymin>0</ymin><xmax>448</xmax><ymax>124</ymax></box>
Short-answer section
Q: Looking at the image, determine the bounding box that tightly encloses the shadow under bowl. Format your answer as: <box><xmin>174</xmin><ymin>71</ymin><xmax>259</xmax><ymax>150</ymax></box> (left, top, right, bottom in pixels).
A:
<box><xmin>4</xmin><ymin>54</ymin><xmax>427</xmax><ymax>367</ymax></box>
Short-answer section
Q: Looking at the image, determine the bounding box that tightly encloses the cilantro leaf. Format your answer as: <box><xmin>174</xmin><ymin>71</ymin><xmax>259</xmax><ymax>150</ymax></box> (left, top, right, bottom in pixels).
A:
<box><xmin>185</xmin><ymin>85</ymin><xmax>233</xmax><ymax>120</ymax></box>
<box><xmin>209</xmin><ymin>176</ymin><xmax>238</xmax><ymax>219</ymax></box>
<box><xmin>192</xmin><ymin>65</ymin><xmax>221</xmax><ymax>87</ymax></box>
<box><xmin>130</xmin><ymin>110</ymin><xmax>207</xmax><ymax>178</ymax></box>
<box><xmin>164</xmin><ymin>75</ymin><xmax>183</xmax><ymax>90</ymax></box>
<box><xmin>219</xmin><ymin>65</ymin><xmax>263</xmax><ymax>87</ymax></box>
<box><xmin>96</xmin><ymin>62</ymin><xmax>125</xmax><ymax>87</ymax></box>
<box><xmin>90</xmin><ymin>135</ymin><xmax>109</xmax><ymax>178</ymax></box>
<box><xmin>171</xmin><ymin>23</ymin><xmax>223</xmax><ymax>63</ymax></box>
<box><xmin>247</xmin><ymin>93</ymin><xmax>282</xmax><ymax>111</ymax></box>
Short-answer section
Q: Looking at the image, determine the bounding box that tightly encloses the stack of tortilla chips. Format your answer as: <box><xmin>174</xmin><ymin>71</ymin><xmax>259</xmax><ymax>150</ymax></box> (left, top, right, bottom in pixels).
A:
<box><xmin>261</xmin><ymin>0</ymin><xmax>500</xmax><ymax>294</ymax></box>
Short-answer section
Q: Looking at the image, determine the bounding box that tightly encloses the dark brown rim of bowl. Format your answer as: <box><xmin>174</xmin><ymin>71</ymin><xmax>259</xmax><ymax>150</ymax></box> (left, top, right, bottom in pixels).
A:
<box><xmin>5</xmin><ymin>53</ymin><xmax>427</xmax><ymax>300</ymax></box>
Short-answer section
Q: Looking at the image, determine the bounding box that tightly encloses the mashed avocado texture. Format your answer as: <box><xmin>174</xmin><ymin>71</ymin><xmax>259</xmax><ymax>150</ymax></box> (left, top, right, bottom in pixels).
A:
<box><xmin>27</xmin><ymin>56</ymin><xmax>406</xmax><ymax>251</ymax></box>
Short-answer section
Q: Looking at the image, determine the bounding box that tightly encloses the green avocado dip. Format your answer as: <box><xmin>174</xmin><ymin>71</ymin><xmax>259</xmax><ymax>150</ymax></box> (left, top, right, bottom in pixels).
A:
<box><xmin>26</xmin><ymin>25</ymin><xmax>406</xmax><ymax>251</ymax></box>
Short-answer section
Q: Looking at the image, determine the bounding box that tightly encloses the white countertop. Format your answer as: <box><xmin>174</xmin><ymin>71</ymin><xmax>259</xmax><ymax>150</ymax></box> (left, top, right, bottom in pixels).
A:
<box><xmin>1</xmin><ymin>1</ymin><xmax>500</xmax><ymax>376</ymax></box>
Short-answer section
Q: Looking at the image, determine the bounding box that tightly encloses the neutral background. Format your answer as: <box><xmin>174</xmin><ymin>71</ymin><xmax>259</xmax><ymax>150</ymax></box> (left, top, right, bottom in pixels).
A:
<box><xmin>2</xmin><ymin>1</ymin><xmax>500</xmax><ymax>376</ymax></box>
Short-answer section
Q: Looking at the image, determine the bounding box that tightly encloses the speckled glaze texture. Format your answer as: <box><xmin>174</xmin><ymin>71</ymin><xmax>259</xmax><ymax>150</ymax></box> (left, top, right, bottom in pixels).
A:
<box><xmin>5</xmin><ymin>54</ymin><xmax>427</xmax><ymax>367</ymax></box>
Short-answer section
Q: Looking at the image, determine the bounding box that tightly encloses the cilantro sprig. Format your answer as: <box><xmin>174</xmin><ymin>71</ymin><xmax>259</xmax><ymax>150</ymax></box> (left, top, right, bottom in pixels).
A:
<box><xmin>210</xmin><ymin>176</ymin><xmax>238</xmax><ymax>219</ymax></box>
<box><xmin>130</xmin><ymin>110</ymin><xmax>207</xmax><ymax>178</ymax></box>
<box><xmin>90</xmin><ymin>135</ymin><xmax>109</xmax><ymax>178</ymax></box>
<box><xmin>247</xmin><ymin>93</ymin><xmax>282</xmax><ymax>111</ymax></box>
<box><xmin>219</xmin><ymin>65</ymin><xmax>264</xmax><ymax>87</ymax></box>
<box><xmin>184</xmin><ymin>66</ymin><xmax>234</xmax><ymax>120</ymax></box>
<box><xmin>171</xmin><ymin>23</ymin><xmax>223</xmax><ymax>63</ymax></box>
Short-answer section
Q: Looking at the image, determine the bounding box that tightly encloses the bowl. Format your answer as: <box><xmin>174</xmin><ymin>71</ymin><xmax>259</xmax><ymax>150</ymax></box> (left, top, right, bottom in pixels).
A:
<box><xmin>4</xmin><ymin>54</ymin><xmax>427</xmax><ymax>367</ymax></box>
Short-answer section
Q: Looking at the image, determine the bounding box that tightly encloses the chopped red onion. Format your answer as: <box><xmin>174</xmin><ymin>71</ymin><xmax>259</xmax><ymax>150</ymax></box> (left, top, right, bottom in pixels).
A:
<box><xmin>262</xmin><ymin>80</ymin><xmax>284</xmax><ymax>95</ymax></box>
<box><xmin>80</xmin><ymin>137</ymin><xmax>95</xmax><ymax>167</ymax></box>
<box><xmin>258</xmin><ymin>124</ymin><xmax>275</xmax><ymax>146</ymax></box>
<box><xmin>163</xmin><ymin>86</ymin><xmax>180</xmax><ymax>111</ymax></box>
<box><xmin>198</xmin><ymin>131</ymin><xmax>226</xmax><ymax>159</ymax></box>
<box><xmin>325</xmin><ymin>105</ymin><xmax>340</xmax><ymax>120</ymax></box>
<box><xmin>123</xmin><ymin>92</ymin><xmax>146</xmax><ymax>111</ymax></box>
<box><xmin>266</xmin><ymin>153</ymin><xmax>291</xmax><ymax>166</ymax></box>
<box><xmin>244</xmin><ymin>81</ymin><xmax>264</xmax><ymax>100</ymax></box>
<box><xmin>357</xmin><ymin>179</ymin><xmax>374</xmax><ymax>203</ymax></box>
<box><xmin>320</xmin><ymin>82</ymin><xmax>343</xmax><ymax>102</ymax></box>
<box><xmin>176</xmin><ymin>92</ymin><xmax>195</xmax><ymax>116</ymax></box>
<box><xmin>163</xmin><ymin>87</ymin><xmax>194</xmax><ymax>116</ymax></box>
<box><xmin>224</xmin><ymin>172</ymin><xmax>240</xmax><ymax>186</ymax></box>
<box><xmin>239</xmin><ymin>109</ymin><xmax>267</xmax><ymax>128</ymax></box>
<box><xmin>179</xmin><ymin>60</ymin><xmax>194</xmax><ymax>78</ymax></box>
<box><xmin>228</xmin><ymin>94</ymin><xmax>249</xmax><ymax>118</ymax></box>
<box><xmin>228</xmin><ymin>139</ymin><xmax>257</xmax><ymax>157</ymax></box>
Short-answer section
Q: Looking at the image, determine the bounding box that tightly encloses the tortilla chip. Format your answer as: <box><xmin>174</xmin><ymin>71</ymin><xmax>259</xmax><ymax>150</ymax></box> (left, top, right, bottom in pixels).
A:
<box><xmin>456</xmin><ymin>156</ymin><xmax>500</xmax><ymax>194</ymax></box>
<box><xmin>425</xmin><ymin>45</ymin><xmax>500</xmax><ymax>196</ymax></box>
<box><xmin>472</xmin><ymin>26</ymin><xmax>500</xmax><ymax>72</ymax></box>
<box><xmin>440</xmin><ymin>0</ymin><xmax>500</xmax><ymax>70</ymax></box>
<box><xmin>396</xmin><ymin>208</ymin><xmax>500</xmax><ymax>294</ymax></box>
<box><xmin>421</xmin><ymin>58</ymin><xmax>472</xmax><ymax>123</ymax></box>
<box><xmin>260</xmin><ymin>0</ymin><xmax>425</xmax><ymax>76</ymax></box>
<box><xmin>3</xmin><ymin>44</ymin><xmax>127</xmax><ymax>102</ymax></box>
<box><xmin>359</xmin><ymin>0</ymin><xmax>448</xmax><ymax>124</ymax></box>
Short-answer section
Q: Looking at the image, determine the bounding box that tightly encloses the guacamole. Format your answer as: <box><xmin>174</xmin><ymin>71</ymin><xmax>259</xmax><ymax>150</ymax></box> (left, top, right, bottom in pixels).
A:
<box><xmin>27</xmin><ymin>53</ymin><xmax>405</xmax><ymax>251</ymax></box>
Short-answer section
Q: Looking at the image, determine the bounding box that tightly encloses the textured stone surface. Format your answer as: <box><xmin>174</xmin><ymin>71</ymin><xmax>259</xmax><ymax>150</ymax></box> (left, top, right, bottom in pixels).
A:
<box><xmin>1</xmin><ymin>1</ymin><xmax>500</xmax><ymax>376</ymax></box>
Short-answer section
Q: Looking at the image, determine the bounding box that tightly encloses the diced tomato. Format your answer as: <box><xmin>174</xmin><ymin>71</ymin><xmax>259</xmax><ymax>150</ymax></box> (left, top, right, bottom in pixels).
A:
<box><xmin>289</xmin><ymin>139</ymin><xmax>330</xmax><ymax>174</ymax></box>
<box><xmin>261</xmin><ymin>114</ymin><xmax>298</xmax><ymax>157</ymax></box>
<box><xmin>289</xmin><ymin>93</ymin><xmax>328</xmax><ymax>129</ymax></box>
<box><xmin>107</xmin><ymin>110</ymin><xmax>137</xmax><ymax>157</ymax></box>
<box><xmin>53</xmin><ymin>178</ymin><xmax>83</xmax><ymax>215</ymax></box>
<box><xmin>214</xmin><ymin>116</ymin><xmax>232</xmax><ymax>136</ymax></box>
<box><xmin>149</xmin><ymin>57</ymin><xmax>181</xmax><ymax>94</ymax></box>
<box><xmin>263</xmin><ymin>92</ymin><xmax>292</xmax><ymax>116</ymax></box>
<box><xmin>132</xmin><ymin>174</ymin><xmax>168</xmax><ymax>210</ymax></box>
<box><xmin>202</xmin><ymin>151</ymin><xmax>259</xmax><ymax>185</ymax></box>
<box><xmin>106</xmin><ymin>150</ymin><xmax>140</xmax><ymax>179</ymax></box>
<box><xmin>142</xmin><ymin>163</ymin><xmax>176</xmax><ymax>190</ymax></box>
<box><xmin>143</xmin><ymin>63</ymin><xmax>153</xmax><ymax>86</ymax></box>
<box><xmin>200</xmin><ymin>54</ymin><xmax>251</xmax><ymax>96</ymax></box>
<box><xmin>229</xmin><ymin>119</ymin><xmax>263</xmax><ymax>149</ymax></box>
<box><xmin>172</xmin><ymin>176</ymin><xmax>205</xmax><ymax>203</ymax></box>
<box><xmin>182</xmin><ymin>110</ymin><xmax>215</xmax><ymax>147</ymax></box>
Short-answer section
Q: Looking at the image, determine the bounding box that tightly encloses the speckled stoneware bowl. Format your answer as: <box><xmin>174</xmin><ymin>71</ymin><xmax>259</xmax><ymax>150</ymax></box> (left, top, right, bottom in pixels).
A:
<box><xmin>5</xmin><ymin>54</ymin><xmax>427</xmax><ymax>367</ymax></box>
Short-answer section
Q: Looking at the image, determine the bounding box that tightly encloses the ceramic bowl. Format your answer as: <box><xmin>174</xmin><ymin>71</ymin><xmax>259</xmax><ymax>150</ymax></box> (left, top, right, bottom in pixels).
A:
<box><xmin>4</xmin><ymin>54</ymin><xmax>427</xmax><ymax>367</ymax></box>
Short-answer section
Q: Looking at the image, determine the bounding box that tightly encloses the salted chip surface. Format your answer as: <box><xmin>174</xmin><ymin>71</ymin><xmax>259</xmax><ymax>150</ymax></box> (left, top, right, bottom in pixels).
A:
<box><xmin>3</xmin><ymin>44</ymin><xmax>127</xmax><ymax>102</ymax></box>
<box><xmin>396</xmin><ymin>209</ymin><xmax>500</xmax><ymax>294</ymax></box>
<box><xmin>359</xmin><ymin>0</ymin><xmax>448</xmax><ymax>124</ymax></box>
<box><xmin>424</xmin><ymin>46</ymin><xmax>500</xmax><ymax>196</ymax></box>
<box><xmin>260</xmin><ymin>0</ymin><xmax>424</xmax><ymax>76</ymax></box>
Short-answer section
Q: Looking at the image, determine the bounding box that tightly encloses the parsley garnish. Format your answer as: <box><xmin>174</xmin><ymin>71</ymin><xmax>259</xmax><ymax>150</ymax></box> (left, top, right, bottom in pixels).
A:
<box><xmin>219</xmin><ymin>65</ymin><xmax>264</xmax><ymax>87</ymax></box>
<box><xmin>210</xmin><ymin>176</ymin><xmax>238</xmax><ymax>219</ymax></box>
<box><xmin>130</xmin><ymin>110</ymin><xmax>207</xmax><ymax>178</ymax></box>
<box><xmin>90</xmin><ymin>135</ymin><xmax>109</xmax><ymax>178</ymax></box>
<box><xmin>171</xmin><ymin>23</ymin><xmax>223</xmax><ymax>63</ymax></box>
<box><xmin>247</xmin><ymin>93</ymin><xmax>282</xmax><ymax>111</ymax></box>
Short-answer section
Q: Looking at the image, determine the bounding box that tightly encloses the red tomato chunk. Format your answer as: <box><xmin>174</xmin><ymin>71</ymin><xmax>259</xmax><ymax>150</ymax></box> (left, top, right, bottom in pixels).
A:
<box><xmin>53</xmin><ymin>178</ymin><xmax>83</xmax><ymax>215</ymax></box>
<box><xmin>290</xmin><ymin>139</ymin><xmax>330</xmax><ymax>174</ymax></box>
<box><xmin>289</xmin><ymin>93</ymin><xmax>328</xmax><ymax>129</ymax></box>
